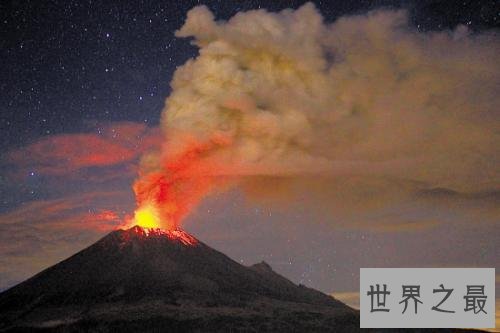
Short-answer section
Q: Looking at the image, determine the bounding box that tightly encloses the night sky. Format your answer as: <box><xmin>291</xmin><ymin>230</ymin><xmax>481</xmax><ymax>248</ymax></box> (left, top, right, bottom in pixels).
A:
<box><xmin>2</xmin><ymin>0</ymin><xmax>499</xmax><ymax>149</ymax></box>
<box><xmin>0</xmin><ymin>0</ymin><xmax>499</xmax><ymax>323</ymax></box>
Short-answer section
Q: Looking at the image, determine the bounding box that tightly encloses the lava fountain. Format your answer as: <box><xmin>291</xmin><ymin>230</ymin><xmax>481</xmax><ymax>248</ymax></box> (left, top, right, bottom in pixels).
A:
<box><xmin>133</xmin><ymin>203</ymin><xmax>162</xmax><ymax>229</ymax></box>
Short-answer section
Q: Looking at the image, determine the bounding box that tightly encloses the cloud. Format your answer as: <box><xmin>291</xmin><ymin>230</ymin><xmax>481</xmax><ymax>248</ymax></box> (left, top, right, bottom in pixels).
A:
<box><xmin>172</xmin><ymin>4</ymin><xmax>498</xmax><ymax>189</ymax></box>
<box><xmin>5</xmin><ymin>121</ymin><xmax>161</xmax><ymax>177</ymax></box>
<box><xmin>0</xmin><ymin>191</ymin><xmax>130</xmax><ymax>233</ymax></box>
<box><xmin>133</xmin><ymin>3</ymin><xmax>499</xmax><ymax>229</ymax></box>
<box><xmin>330</xmin><ymin>291</ymin><xmax>359</xmax><ymax>310</ymax></box>
<box><xmin>0</xmin><ymin>190</ymin><xmax>133</xmax><ymax>290</ymax></box>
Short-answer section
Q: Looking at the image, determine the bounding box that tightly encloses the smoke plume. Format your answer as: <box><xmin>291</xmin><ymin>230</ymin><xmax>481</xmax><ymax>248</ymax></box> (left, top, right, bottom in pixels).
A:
<box><xmin>134</xmin><ymin>3</ymin><xmax>499</xmax><ymax>229</ymax></box>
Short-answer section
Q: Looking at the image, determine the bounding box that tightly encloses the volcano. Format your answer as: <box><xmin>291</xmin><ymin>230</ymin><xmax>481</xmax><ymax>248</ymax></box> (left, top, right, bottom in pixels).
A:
<box><xmin>0</xmin><ymin>226</ymin><xmax>358</xmax><ymax>332</ymax></box>
<box><xmin>0</xmin><ymin>227</ymin><xmax>485</xmax><ymax>332</ymax></box>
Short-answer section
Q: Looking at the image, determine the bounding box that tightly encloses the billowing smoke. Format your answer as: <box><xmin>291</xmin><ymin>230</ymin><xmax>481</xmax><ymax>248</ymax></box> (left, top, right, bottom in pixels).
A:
<box><xmin>133</xmin><ymin>3</ymin><xmax>499</xmax><ymax>229</ymax></box>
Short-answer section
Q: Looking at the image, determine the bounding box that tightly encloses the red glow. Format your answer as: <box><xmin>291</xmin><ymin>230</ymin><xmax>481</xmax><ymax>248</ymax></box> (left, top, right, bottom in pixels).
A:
<box><xmin>94</xmin><ymin>210</ymin><xmax>119</xmax><ymax>221</ymax></box>
<box><xmin>129</xmin><ymin>225</ymin><xmax>198</xmax><ymax>246</ymax></box>
<box><xmin>132</xmin><ymin>135</ymin><xmax>228</xmax><ymax>229</ymax></box>
<box><xmin>7</xmin><ymin>122</ymin><xmax>161</xmax><ymax>177</ymax></box>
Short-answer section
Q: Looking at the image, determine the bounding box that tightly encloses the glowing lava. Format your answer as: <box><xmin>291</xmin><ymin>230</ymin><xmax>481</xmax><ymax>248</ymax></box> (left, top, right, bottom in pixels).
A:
<box><xmin>129</xmin><ymin>225</ymin><xmax>198</xmax><ymax>246</ymax></box>
<box><xmin>134</xmin><ymin>203</ymin><xmax>162</xmax><ymax>229</ymax></box>
<box><xmin>124</xmin><ymin>203</ymin><xmax>197</xmax><ymax>246</ymax></box>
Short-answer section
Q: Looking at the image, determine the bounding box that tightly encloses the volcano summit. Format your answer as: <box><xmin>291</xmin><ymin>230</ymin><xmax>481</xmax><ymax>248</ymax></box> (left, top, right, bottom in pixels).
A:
<box><xmin>0</xmin><ymin>226</ymin><xmax>359</xmax><ymax>332</ymax></box>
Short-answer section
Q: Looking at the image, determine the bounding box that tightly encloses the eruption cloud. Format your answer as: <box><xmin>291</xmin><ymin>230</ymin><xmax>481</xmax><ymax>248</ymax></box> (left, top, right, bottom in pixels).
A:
<box><xmin>133</xmin><ymin>3</ymin><xmax>499</xmax><ymax>230</ymax></box>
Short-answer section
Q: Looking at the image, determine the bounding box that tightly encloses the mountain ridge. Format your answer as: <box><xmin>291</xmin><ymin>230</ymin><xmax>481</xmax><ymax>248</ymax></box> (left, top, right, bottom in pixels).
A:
<box><xmin>0</xmin><ymin>226</ymin><xmax>487</xmax><ymax>332</ymax></box>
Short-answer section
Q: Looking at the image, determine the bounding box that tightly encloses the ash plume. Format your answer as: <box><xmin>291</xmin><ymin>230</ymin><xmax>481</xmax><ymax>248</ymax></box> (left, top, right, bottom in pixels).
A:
<box><xmin>134</xmin><ymin>3</ymin><xmax>499</xmax><ymax>229</ymax></box>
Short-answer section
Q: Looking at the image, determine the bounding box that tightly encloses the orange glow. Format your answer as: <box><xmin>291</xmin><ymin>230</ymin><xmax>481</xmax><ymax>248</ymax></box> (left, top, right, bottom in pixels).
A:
<box><xmin>134</xmin><ymin>204</ymin><xmax>162</xmax><ymax>229</ymax></box>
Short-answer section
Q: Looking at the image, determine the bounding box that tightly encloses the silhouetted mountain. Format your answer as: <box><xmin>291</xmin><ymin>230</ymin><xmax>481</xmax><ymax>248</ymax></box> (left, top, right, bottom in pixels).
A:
<box><xmin>0</xmin><ymin>226</ymin><xmax>486</xmax><ymax>332</ymax></box>
<box><xmin>0</xmin><ymin>226</ymin><xmax>358</xmax><ymax>332</ymax></box>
